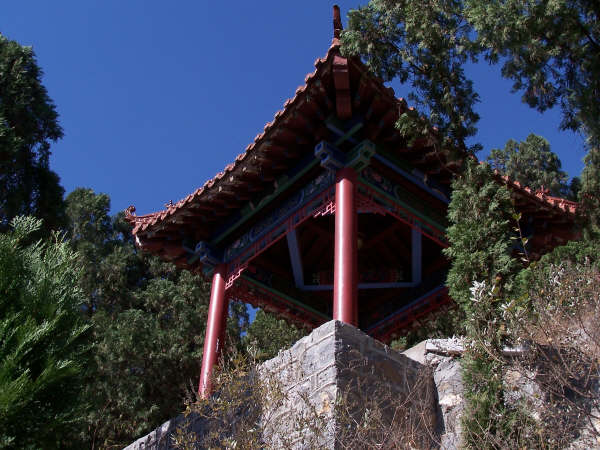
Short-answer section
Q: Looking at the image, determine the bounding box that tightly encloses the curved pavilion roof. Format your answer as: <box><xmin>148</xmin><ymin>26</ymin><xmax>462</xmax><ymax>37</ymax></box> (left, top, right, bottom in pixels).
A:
<box><xmin>126</xmin><ymin>12</ymin><xmax>578</xmax><ymax>273</ymax></box>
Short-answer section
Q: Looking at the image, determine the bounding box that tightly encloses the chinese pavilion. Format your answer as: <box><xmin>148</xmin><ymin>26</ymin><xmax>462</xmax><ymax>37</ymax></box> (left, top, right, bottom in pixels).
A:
<box><xmin>126</xmin><ymin>6</ymin><xmax>579</xmax><ymax>397</ymax></box>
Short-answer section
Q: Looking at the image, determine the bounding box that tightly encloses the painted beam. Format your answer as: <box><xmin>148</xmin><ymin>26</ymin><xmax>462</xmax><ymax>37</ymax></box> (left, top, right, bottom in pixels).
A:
<box><xmin>315</xmin><ymin>139</ymin><xmax>375</xmax><ymax>172</ymax></box>
<box><xmin>301</xmin><ymin>281</ymin><xmax>418</xmax><ymax>291</ymax></box>
<box><xmin>373</xmin><ymin>153</ymin><xmax>449</xmax><ymax>204</ymax></box>
<box><xmin>411</xmin><ymin>226</ymin><xmax>422</xmax><ymax>284</ymax></box>
<box><xmin>360</xmin><ymin>167</ymin><xmax>447</xmax><ymax>232</ymax></box>
<box><xmin>286</xmin><ymin>229</ymin><xmax>305</xmax><ymax>288</ymax></box>
<box><xmin>314</xmin><ymin>141</ymin><xmax>345</xmax><ymax>171</ymax></box>
<box><xmin>357</xmin><ymin>173</ymin><xmax>448</xmax><ymax>246</ymax></box>
<box><xmin>222</xmin><ymin>171</ymin><xmax>335</xmax><ymax>266</ymax></box>
<box><xmin>189</xmin><ymin>241</ymin><xmax>221</xmax><ymax>267</ymax></box>
<box><xmin>212</xmin><ymin>155</ymin><xmax>319</xmax><ymax>246</ymax></box>
<box><xmin>365</xmin><ymin>285</ymin><xmax>448</xmax><ymax>334</ymax></box>
<box><xmin>347</xmin><ymin>140</ymin><xmax>376</xmax><ymax>172</ymax></box>
<box><xmin>239</xmin><ymin>275</ymin><xmax>329</xmax><ymax>321</ymax></box>
<box><xmin>325</xmin><ymin>116</ymin><xmax>364</xmax><ymax>146</ymax></box>
<box><xmin>376</xmin><ymin>291</ymin><xmax>452</xmax><ymax>343</ymax></box>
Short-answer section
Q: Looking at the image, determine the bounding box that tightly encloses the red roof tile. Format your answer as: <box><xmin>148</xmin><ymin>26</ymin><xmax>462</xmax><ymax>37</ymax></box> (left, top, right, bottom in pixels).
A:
<box><xmin>126</xmin><ymin>40</ymin><xmax>348</xmax><ymax>234</ymax></box>
<box><xmin>126</xmin><ymin>29</ymin><xmax>577</xmax><ymax>264</ymax></box>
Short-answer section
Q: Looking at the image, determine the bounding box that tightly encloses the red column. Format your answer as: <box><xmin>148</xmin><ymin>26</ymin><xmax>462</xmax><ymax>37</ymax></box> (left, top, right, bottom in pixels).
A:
<box><xmin>333</xmin><ymin>167</ymin><xmax>358</xmax><ymax>326</ymax></box>
<box><xmin>198</xmin><ymin>264</ymin><xmax>229</xmax><ymax>398</ymax></box>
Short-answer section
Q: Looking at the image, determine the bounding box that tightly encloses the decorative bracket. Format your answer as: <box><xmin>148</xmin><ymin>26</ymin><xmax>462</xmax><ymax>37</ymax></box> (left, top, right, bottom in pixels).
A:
<box><xmin>191</xmin><ymin>241</ymin><xmax>222</xmax><ymax>268</ymax></box>
<box><xmin>315</xmin><ymin>141</ymin><xmax>345</xmax><ymax>171</ymax></box>
<box><xmin>347</xmin><ymin>140</ymin><xmax>376</xmax><ymax>171</ymax></box>
<box><xmin>314</xmin><ymin>139</ymin><xmax>376</xmax><ymax>172</ymax></box>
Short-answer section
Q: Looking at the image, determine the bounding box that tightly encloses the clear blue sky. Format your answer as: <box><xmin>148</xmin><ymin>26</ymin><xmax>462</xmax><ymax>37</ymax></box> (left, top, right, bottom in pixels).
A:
<box><xmin>2</xmin><ymin>1</ymin><xmax>587</xmax><ymax>216</ymax></box>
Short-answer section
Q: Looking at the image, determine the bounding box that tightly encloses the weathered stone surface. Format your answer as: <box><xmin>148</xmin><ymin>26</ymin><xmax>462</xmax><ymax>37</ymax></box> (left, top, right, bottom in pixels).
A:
<box><xmin>403</xmin><ymin>341</ymin><xmax>464</xmax><ymax>450</ymax></box>
<box><xmin>426</xmin><ymin>338</ymin><xmax>465</xmax><ymax>356</ymax></box>
<box><xmin>123</xmin><ymin>413</ymin><xmax>204</xmax><ymax>450</ymax></box>
<box><xmin>262</xmin><ymin>320</ymin><xmax>438</xmax><ymax>449</ymax></box>
<box><xmin>433</xmin><ymin>357</ymin><xmax>464</xmax><ymax>450</ymax></box>
<box><xmin>260</xmin><ymin>320</ymin><xmax>339</xmax><ymax>448</ymax></box>
<box><xmin>125</xmin><ymin>329</ymin><xmax>599</xmax><ymax>449</ymax></box>
<box><xmin>125</xmin><ymin>320</ymin><xmax>439</xmax><ymax>449</ymax></box>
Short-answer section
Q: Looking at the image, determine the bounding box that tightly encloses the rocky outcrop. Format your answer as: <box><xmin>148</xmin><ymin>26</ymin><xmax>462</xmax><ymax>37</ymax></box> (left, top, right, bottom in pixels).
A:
<box><xmin>125</xmin><ymin>321</ymin><xmax>440</xmax><ymax>449</ymax></box>
<box><xmin>403</xmin><ymin>339</ymin><xmax>465</xmax><ymax>450</ymax></box>
<box><xmin>261</xmin><ymin>320</ymin><xmax>438</xmax><ymax>448</ymax></box>
<box><xmin>125</xmin><ymin>325</ymin><xmax>598</xmax><ymax>449</ymax></box>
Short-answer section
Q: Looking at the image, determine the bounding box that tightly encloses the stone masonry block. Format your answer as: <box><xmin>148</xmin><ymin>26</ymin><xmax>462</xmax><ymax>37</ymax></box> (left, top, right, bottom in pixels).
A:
<box><xmin>126</xmin><ymin>320</ymin><xmax>439</xmax><ymax>449</ymax></box>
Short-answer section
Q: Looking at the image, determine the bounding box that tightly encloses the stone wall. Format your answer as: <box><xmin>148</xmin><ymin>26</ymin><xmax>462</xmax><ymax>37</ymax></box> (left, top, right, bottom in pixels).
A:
<box><xmin>125</xmin><ymin>321</ymin><xmax>440</xmax><ymax>449</ymax></box>
<box><xmin>124</xmin><ymin>323</ymin><xmax>599</xmax><ymax>449</ymax></box>
<box><xmin>260</xmin><ymin>320</ymin><xmax>439</xmax><ymax>448</ymax></box>
<box><xmin>124</xmin><ymin>412</ymin><xmax>204</xmax><ymax>450</ymax></box>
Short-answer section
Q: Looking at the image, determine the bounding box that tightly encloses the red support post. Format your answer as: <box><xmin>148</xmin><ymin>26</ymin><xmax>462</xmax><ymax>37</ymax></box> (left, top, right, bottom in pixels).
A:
<box><xmin>198</xmin><ymin>264</ymin><xmax>229</xmax><ymax>398</ymax></box>
<box><xmin>333</xmin><ymin>167</ymin><xmax>358</xmax><ymax>326</ymax></box>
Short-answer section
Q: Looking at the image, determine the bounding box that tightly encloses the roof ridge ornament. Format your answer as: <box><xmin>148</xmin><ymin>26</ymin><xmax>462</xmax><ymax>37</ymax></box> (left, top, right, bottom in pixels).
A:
<box><xmin>125</xmin><ymin>205</ymin><xmax>136</xmax><ymax>219</ymax></box>
<box><xmin>333</xmin><ymin>5</ymin><xmax>343</xmax><ymax>40</ymax></box>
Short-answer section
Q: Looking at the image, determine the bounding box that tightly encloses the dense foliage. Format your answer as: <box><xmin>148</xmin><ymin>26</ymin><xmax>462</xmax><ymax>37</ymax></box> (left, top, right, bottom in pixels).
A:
<box><xmin>343</xmin><ymin>5</ymin><xmax>600</xmax><ymax>443</ymax></box>
<box><xmin>0</xmin><ymin>217</ymin><xmax>90</xmax><ymax>449</ymax></box>
<box><xmin>243</xmin><ymin>310</ymin><xmax>306</xmax><ymax>362</ymax></box>
<box><xmin>63</xmin><ymin>188</ymin><xmax>212</xmax><ymax>447</ymax></box>
<box><xmin>341</xmin><ymin>0</ymin><xmax>481</xmax><ymax>153</ymax></box>
<box><xmin>487</xmin><ymin>133</ymin><xmax>573</xmax><ymax>198</ymax></box>
<box><xmin>60</xmin><ymin>188</ymin><xmax>257</xmax><ymax>447</ymax></box>
<box><xmin>342</xmin><ymin>0</ymin><xmax>600</xmax><ymax>149</ymax></box>
<box><xmin>443</xmin><ymin>160</ymin><xmax>520</xmax><ymax>446</ymax></box>
<box><xmin>0</xmin><ymin>34</ymin><xmax>65</xmax><ymax>233</ymax></box>
<box><xmin>580</xmin><ymin>147</ymin><xmax>600</xmax><ymax>233</ymax></box>
<box><xmin>465</xmin><ymin>0</ymin><xmax>600</xmax><ymax>147</ymax></box>
<box><xmin>444</xmin><ymin>160</ymin><xmax>518</xmax><ymax>310</ymax></box>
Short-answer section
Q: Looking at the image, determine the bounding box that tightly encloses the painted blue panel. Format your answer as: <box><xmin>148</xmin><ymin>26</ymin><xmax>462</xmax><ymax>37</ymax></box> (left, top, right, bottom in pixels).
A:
<box><xmin>411</xmin><ymin>226</ymin><xmax>422</xmax><ymax>284</ymax></box>
<box><xmin>300</xmin><ymin>282</ymin><xmax>418</xmax><ymax>291</ymax></box>
<box><xmin>222</xmin><ymin>170</ymin><xmax>335</xmax><ymax>263</ymax></box>
<box><xmin>286</xmin><ymin>229</ymin><xmax>304</xmax><ymax>288</ymax></box>
<box><xmin>373</xmin><ymin>154</ymin><xmax>449</xmax><ymax>204</ymax></box>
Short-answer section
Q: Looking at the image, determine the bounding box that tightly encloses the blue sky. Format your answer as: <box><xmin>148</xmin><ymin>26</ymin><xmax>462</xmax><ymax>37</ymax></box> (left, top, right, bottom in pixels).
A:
<box><xmin>2</xmin><ymin>1</ymin><xmax>587</xmax><ymax>216</ymax></box>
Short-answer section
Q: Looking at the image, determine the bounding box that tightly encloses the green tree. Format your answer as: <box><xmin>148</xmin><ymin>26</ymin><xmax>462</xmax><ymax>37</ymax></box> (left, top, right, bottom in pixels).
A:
<box><xmin>341</xmin><ymin>0</ymin><xmax>481</xmax><ymax>153</ymax></box>
<box><xmin>65</xmin><ymin>189</ymin><xmax>114</xmax><ymax>316</ymax></box>
<box><xmin>465</xmin><ymin>0</ymin><xmax>600</xmax><ymax>147</ymax></box>
<box><xmin>87</xmin><ymin>262</ymin><xmax>212</xmax><ymax>448</ymax></box>
<box><xmin>342</xmin><ymin>2</ymin><xmax>600</xmax><ymax>444</ymax></box>
<box><xmin>0</xmin><ymin>34</ymin><xmax>65</xmax><ymax>232</ymax></box>
<box><xmin>0</xmin><ymin>217</ymin><xmax>90</xmax><ymax>449</ymax></box>
<box><xmin>244</xmin><ymin>309</ymin><xmax>306</xmax><ymax>362</ymax></box>
<box><xmin>487</xmin><ymin>133</ymin><xmax>570</xmax><ymax>197</ymax></box>
<box><xmin>63</xmin><ymin>189</ymin><xmax>248</xmax><ymax>447</ymax></box>
<box><xmin>444</xmin><ymin>160</ymin><xmax>517</xmax><ymax>314</ymax></box>
<box><xmin>580</xmin><ymin>147</ymin><xmax>600</xmax><ymax>234</ymax></box>
<box><xmin>342</xmin><ymin>0</ymin><xmax>600</xmax><ymax>149</ymax></box>
<box><xmin>444</xmin><ymin>160</ymin><xmax>519</xmax><ymax>447</ymax></box>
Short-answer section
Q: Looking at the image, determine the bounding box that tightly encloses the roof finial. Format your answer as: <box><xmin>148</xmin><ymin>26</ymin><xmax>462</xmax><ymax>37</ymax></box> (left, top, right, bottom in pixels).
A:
<box><xmin>333</xmin><ymin>5</ymin><xmax>343</xmax><ymax>39</ymax></box>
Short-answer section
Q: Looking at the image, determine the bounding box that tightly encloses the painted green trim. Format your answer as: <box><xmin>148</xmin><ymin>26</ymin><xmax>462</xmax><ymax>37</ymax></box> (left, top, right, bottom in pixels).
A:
<box><xmin>212</xmin><ymin>158</ymin><xmax>320</xmax><ymax>245</ymax></box>
<box><xmin>358</xmin><ymin>176</ymin><xmax>447</xmax><ymax>233</ymax></box>
<box><xmin>241</xmin><ymin>274</ymin><xmax>329</xmax><ymax>320</ymax></box>
<box><xmin>335</xmin><ymin>122</ymin><xmax>363</xmax><ymax>146</ymax></box>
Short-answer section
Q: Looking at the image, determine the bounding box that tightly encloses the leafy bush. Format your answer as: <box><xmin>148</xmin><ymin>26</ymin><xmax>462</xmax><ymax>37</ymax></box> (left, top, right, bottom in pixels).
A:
<box><xmin>0</xmin><ymin>217</ymin><xmax>90</xmax><ymax>449</ymax></box>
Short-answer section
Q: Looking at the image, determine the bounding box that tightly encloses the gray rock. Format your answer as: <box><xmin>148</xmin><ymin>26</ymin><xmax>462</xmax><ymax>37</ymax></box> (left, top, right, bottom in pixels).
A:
<box><xmin>124</xmin><ymin>321</ymin><xmax>439</xmax><ymax>449</ymax></box>
<box><xmin>432</xmin><ymin>356</ymin><xmax>464</xmax><ymax>450</ymax></box>
<box><xmin>262</xmin><ymin>320</ymin><xmax>438</xmax><ymax>449</ymax></box>
<box><xmin>126</xmin><ymin>328</ymin><xmax>598</xmax><ymax>449</ymax></box>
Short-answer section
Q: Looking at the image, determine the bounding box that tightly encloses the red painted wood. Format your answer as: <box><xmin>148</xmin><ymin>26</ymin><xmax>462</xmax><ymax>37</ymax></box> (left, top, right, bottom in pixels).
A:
<box><xmin>333</xmin><ymin>168</ymin><xmax>358</xmax><ymax>326</ymax></box>
<box><xmin>198</xmin><ymin>264</ymin><xmax>229</xmax><ymax>398</ymax></box>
